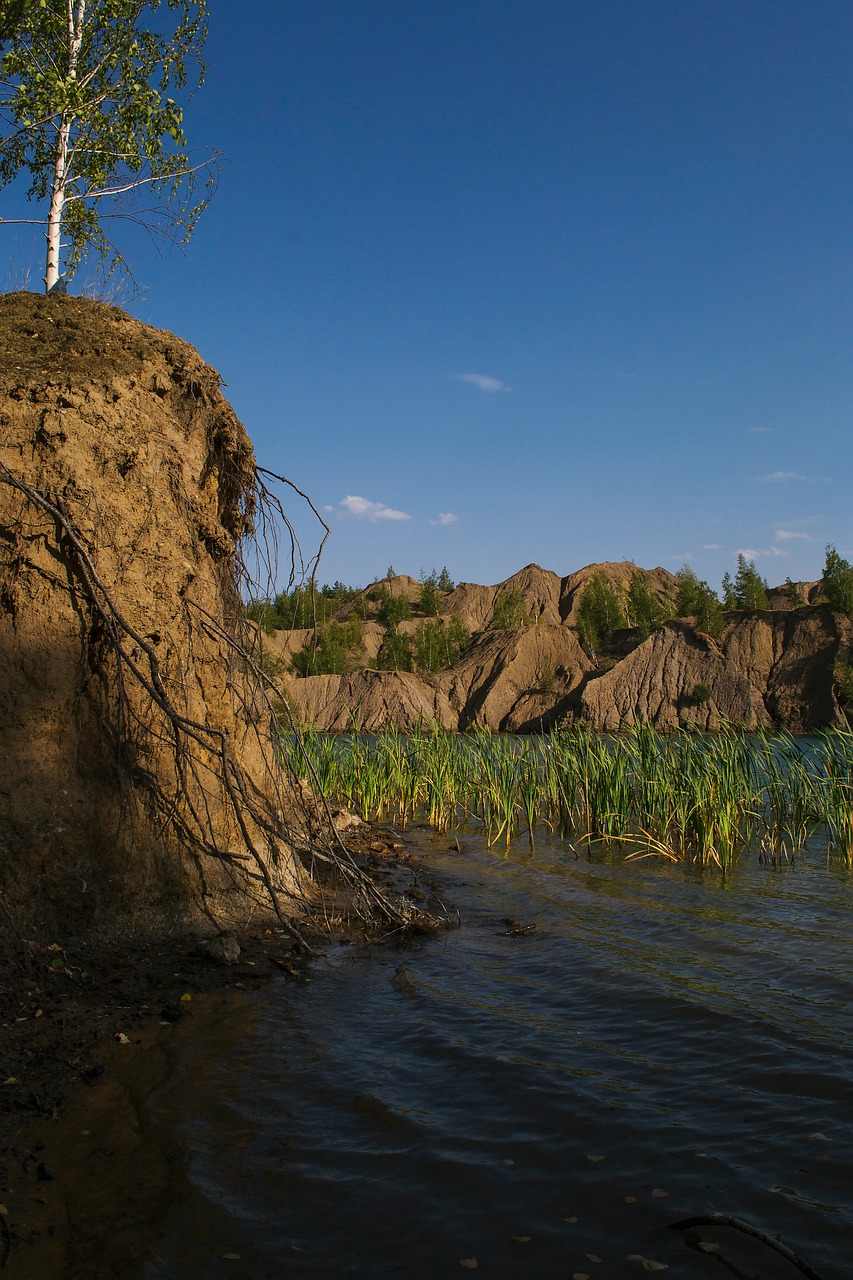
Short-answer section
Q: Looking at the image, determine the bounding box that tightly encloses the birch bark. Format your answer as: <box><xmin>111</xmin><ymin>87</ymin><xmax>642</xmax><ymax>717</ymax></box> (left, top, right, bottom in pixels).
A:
<box><xmin>43</xmin><ymin>0</ymin><xmax>85</xmax><ymax>291</ymax></box>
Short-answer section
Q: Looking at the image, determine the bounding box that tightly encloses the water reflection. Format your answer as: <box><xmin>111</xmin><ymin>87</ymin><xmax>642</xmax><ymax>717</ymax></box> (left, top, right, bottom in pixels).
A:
<box><xmin>130</xmin><ymin>837</ymin><xmax>851</xmax><ymax>1278</ymax></box>
<box><xmin>36</xmin><ymin>836</ymin><xmax>853</xmax><ymax>1278</ymax></box>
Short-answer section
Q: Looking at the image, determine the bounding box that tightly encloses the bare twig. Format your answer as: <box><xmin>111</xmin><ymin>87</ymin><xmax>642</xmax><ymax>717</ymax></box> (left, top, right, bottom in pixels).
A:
<box><xmin>670</xmin><ymin>1213</ymin><xmax>828</xmax><ymax>1280</ymax></box>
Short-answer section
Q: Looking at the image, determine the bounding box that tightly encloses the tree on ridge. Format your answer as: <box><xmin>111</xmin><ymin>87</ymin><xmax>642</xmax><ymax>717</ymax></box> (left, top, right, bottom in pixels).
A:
<box><xmin>724</xmin><ymin>554</ymin><xmax>769</xmax><ymax>610</ymax></box>
<box><xmin>821</xmin><ymin>545</ymin><xmax>853</xmax><ymax>614</ymax></box>
<box><xmin>675</xmin><ymin>564</ymin><xmax>723</xmax><ymax>637</ymax></box>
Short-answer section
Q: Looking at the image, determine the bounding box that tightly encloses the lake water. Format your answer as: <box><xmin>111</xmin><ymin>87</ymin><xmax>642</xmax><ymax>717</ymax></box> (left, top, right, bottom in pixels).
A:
<box><xmin>41</xmin><ymin>834</ymin><xmax>853</xmax><ymax>1279</ymax></box>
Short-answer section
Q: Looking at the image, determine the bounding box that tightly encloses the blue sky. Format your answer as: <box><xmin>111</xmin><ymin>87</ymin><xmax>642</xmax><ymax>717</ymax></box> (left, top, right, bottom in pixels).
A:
<box><xmin>4</xmin><ymin>0</ymin><xmax>853</xmax><ymax>591</ymax></box>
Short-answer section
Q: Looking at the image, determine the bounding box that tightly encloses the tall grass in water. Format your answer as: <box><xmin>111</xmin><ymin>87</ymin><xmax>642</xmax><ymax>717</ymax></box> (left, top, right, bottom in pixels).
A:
<box><xmin>287</xmin><ymin>722</ymin><xmax>853</xmax><ymax>868</ymax></box>
<box><xmin>812</xmin><ymin>724</ymin><xmax>853</xmax><ymax>861</ymax></box>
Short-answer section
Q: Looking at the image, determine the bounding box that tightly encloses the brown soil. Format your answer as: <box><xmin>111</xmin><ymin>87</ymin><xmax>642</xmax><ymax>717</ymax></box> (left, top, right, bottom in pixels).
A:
<box><xmin>0</xmin><ymin>291</ymin><xmax>415</xmax><ymax>951</ymax></box>
<box><xmin>0</xmin><ymin>289</ymin><xmax>290</xmax><ymax>941</ymax></box>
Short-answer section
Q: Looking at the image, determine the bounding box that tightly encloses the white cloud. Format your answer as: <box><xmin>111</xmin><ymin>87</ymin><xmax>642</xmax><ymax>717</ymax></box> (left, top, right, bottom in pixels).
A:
<box><xmin>702</xmin><ymin>543</ymin><xmax>722</xmax><ymax>550</ymax></box>
<box><xmin>323</xmin><ymin>504</ymin><xmax>335</xmax><ymax>513</ymax></box>
<box><xmin>775</xmin><ymin>529</ymin><xmax>812</xmax><ymax>542</ymax></box>
<box><xmin>437</xmin><ymin>512</ymin><xmax>458</xmax><ymax>525</ymax></box>
<box><xmin>738</xmin><ymin>546</ymin><xmax>791</xmax><ymax>560</ymax></box>
<box><xmin>339</xmin><ymin>495</ymin><xmax>411</xmax><ymax>522</ymax></box>
<box><xmin>455</xmin><ymin>373</ymin><xmax>508</xmax><ymax>393</ymax></box>
<box><xmin>759</xmin><ymin>470</ymin><xmax>829</xmax><ymax>484</ymax></box>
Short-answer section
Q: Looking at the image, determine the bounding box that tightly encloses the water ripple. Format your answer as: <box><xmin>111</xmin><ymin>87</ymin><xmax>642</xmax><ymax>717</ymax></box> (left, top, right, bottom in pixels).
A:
<box><xmin>140</xmin><ymin>839</ymin><xmax>853</xmax><ymax>1280</ymax></box>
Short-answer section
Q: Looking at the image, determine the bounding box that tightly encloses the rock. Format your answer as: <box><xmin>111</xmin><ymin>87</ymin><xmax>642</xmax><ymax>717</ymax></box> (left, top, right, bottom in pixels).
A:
<box><xmin>721</xmin><ymin>607</ymin><xmax>851</xmax><ymax>729</ymax></box>
<box><xmin>444</xmin><ymin>563</ymin><xmax>563</xmax><ymax>633</ymax></box>
<box><xmin>279</xmin><ymin>669</ymin><xmax>457</xmax><ymax>732</ymax></box>
<box><xmin>765</xmin><ymin>579</ymin><xmax>823</xmax><ymax>609</ymax></box>
<box><xmin>722</xmin><ymin>611</ymin><xmax>786</xmax><ymax>691</ymax></box>
<box><xmin>391</xmin><ymin>965</ymin><xmax>417</xmax><ymax>995</ymax></box>
<box><xmin>371</xmin><ymin>574</ymin><xmax>422</xmax><ymax>603</ymax></box>
<box><xmin>330</xmin><ymin>808</ymin><xmax>362</xmax><ymax>832</ymax></box>
<box><xmin>766</xmin><ymin>607</ymin><xmax>852</xmax><ymax>729</ymax></box>
<box><xmin>437</xmin><ymin>625</ymin><xmax>593</xmax><ymax>731</ymax></box>
<box><xmin>578</xmin><ymin>621</ymin><xmax>772</xmax><ymax>731</ymax></box>
<box><xmin>195</xmin><ymin>933</ymin><xmax>241</xmax><ymax>965</ymax></box>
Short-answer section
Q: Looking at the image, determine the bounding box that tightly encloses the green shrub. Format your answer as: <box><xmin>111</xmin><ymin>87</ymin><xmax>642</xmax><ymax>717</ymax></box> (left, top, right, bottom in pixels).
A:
<box><xmin>576</xmin><ymin>573</ymin><xmax>627</xmax><ymax>652</ymax></box>
<box><xmin>377</xmin><ymin>589</ymin><xmax>413</xmax><ymax>627</ymax></box>
<box><xmin>418</xmin><ymin>574</ymin><xmax>442</xmax><ymax>617</ymax></box>
<box><xmin>692</xmin><ymin>682</ymin><xmax>712</xmax><ymax>705</ymax></box>
<box><xmin>783</xmin><ymin>577</ymin><xmax>806</xmax><ymax>607</ymax></box>
<box><xmin>724</xmin><ymin>554</ymin><xmax>769</xmax><ymax>610</ymax></box>
<box><xmin>538</xmin><ymin>661</ymin><xmax>556</xmax><ymax>695</ymax></box>
<box><xmin>413</xmin><ymin>618</ymin><xmax>470</xmax><ymax>673</ymax></box>
<box><xmin>676</xmin><ymin>565</ymin><xmax>723</xmax><ymax>637</ymax></box>
<box><xmin>490</xmin><ymin>587</ymin><xmax>525</xmax><ymax>629</ymax></box>
<box><xmin>376</xmin><ymin>630</ymin><xmax>414</xmax><ymax>672</ymax></box>
<box><xmin>626</xmin><ymin>574</ymin><xmax>671</xmax><ymax>640</ymax></box>
<box><xmin>291</xmin><ymin>620</ymin><xmax>363</xmax><ymax>676</ymax></box>
<box><xmin>834</xmin><ymin>660</ymin><xmax>853</xmax><ymax>706</ymax></box>
<box><xmin>245</xmin><ymin>598</ymin><xmax>277</xmax><ymax>634</ymax></box>
<box><xmin>272</xmin><ymin>580</ymin><xmax>362</xmax><ymax>629</ymax></box>
<box><xmin>257</xmin><ymin>648</ymin><xmax>288</xmax><ymax>680</ymax></box>
<box><xmin>822</xmin><ymin>545</ymin><xmax>853</xmax><ymax>613</ymax></box>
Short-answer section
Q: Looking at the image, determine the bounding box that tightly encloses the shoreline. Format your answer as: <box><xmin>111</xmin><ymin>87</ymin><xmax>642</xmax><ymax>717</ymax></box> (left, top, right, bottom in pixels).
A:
<box><xmin>0</xmin><ymin>924</ymin><xmax>312</xmax><ymax>1269</ymax></box>
<box><xmin>0</xmin><ymin>826</ymin><xmax>434</xmax><ymax>1271</ymax></box>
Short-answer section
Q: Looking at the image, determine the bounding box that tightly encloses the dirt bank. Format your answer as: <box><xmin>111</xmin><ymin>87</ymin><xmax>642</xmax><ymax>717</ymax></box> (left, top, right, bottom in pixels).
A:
<box><xmin>0</xmin><ymin>292</ymin><xmax>417</xmax><ymax>952</ymax></box>
<box><xmin>0</xmin><ymin>292</ymin><xmax>428</xmax><ymax>1175</ymax></box>
<box><xmin>1</xmin><ymin>290</ymin><xmax>301</xmax><ymax>941</ymax></box>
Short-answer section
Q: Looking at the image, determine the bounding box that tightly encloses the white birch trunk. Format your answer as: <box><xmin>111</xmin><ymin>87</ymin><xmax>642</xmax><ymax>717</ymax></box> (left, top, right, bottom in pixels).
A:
<box><xmin>44</xmin><ymin>0</ymin><xmax>85</xmax><ymax>292</ymax></box>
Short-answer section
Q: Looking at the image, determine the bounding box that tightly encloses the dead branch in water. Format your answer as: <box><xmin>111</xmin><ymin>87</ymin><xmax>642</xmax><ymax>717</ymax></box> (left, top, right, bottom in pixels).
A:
<box><xmin>670</xmin><ymin>1213</ymin><xmax>828</xmax><ymax>1280</ymax></box>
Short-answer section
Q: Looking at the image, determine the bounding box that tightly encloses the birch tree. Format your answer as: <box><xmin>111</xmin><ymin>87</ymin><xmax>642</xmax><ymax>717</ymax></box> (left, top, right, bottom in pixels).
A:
<box><xmin>0</xmin><ymin>0</ymin><xmax>215</xmax><ymax>291</ymax></box>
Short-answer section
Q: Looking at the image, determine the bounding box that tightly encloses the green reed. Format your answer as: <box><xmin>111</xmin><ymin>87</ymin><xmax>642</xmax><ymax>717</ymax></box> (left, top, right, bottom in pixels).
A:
<box><xmin>811</xmin><ymin>724</ymin><xmax>853</xmax><ymax>861</ymax></box>
<box><xmin>286</xmin><ymin>721</ymin><xmax>853</xmax><ymax>868</ymax></box>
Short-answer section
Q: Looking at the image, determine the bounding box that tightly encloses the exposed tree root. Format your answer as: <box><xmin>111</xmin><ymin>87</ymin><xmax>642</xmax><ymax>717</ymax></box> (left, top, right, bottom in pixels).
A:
<box><xmin>0</xmin><ymin>460</ymin><xmax>415</xmax><ymax>947</ymax></box>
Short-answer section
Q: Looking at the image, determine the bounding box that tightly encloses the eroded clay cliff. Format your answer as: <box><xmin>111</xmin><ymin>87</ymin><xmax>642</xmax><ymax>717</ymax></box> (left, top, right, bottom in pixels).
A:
<box><xmin>280</xmin><ymin>669</ymin><xmax>457</xmax><ymax>733</ymax></box>
<box><xmin>280</xmin><ymin>581</ymin><xmax>849</xmax><ymax>734</ymax></box>
<box><xmin>437</xmin><ymin>624</ymin><xmax>593</xmax><ymax>731</ymax></box>
<box><xmin>0</xmin><ymin>293</ymin><xmax>386</xmax><ymax>941</ymax></box>
<box><xmin>578</xmin><ymin>622</ymin><xmax>773</xmax><ymax>731</ymax></box>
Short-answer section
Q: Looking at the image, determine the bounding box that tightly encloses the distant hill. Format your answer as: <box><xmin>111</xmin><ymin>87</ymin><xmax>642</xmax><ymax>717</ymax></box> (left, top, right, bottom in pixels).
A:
<box><xmin>260</xmin><ymin>560</ymin><xmax>853</xmax><ymax>734</ymax></box>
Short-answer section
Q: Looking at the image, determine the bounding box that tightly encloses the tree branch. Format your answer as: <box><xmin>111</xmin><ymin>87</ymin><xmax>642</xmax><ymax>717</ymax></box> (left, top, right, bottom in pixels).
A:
<box><xmin>670</xmin><ymin>1215</ymin><xmax>827</xmax><ymax>1280</ymax></box>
